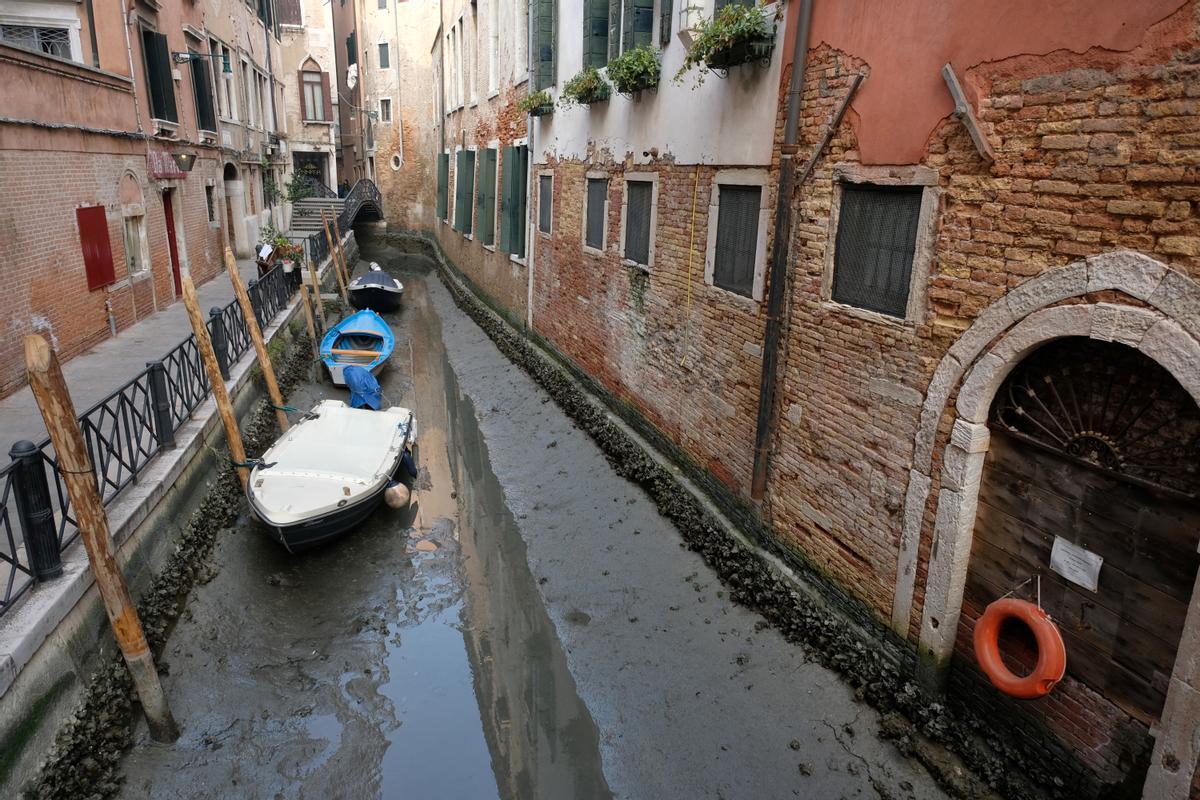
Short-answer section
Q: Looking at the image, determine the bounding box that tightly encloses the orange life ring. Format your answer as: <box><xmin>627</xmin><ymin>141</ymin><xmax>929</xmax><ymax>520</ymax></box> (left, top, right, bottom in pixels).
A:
<box><xmin>973</xmin><ymin>597</ymin><xmax>1066</xmax><ymax>699</ymax></box>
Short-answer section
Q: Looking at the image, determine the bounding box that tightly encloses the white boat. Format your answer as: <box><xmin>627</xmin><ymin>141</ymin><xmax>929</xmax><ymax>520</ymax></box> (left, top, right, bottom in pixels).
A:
<box><xmin>247</xmin><ymin>400</ymin><xmax>417</xmax><ymax>551</ymax></box>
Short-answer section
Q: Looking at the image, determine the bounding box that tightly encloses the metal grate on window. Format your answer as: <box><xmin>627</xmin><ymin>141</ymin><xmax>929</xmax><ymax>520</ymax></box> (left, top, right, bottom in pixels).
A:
<box><xmin>539</xmin><ymin>174</ymin><xmax>553</xmax><ymax>234</ymax></box>
<box><xmin>831</xmin><ymin>183</ymin><xmax>923</xmax><ymax>318</ymax></box>
<box><xmin>624</xmin><ymin>180</ymin><xmax>652</xmax><ymax>265</ymax></box>
<box><xmin>586</xmin><ymin>178</ymin><xmax>608</xmax><ymax>249</ymax></box>
<box><xmin>713</xmin><ymin>185</ymin><xmax>760</xmax><ymax>297</ymax></box>
<box><xmin>2</xmin><ymin>25</ymin><xmax>71</xmax><ymax>59</ymax></box>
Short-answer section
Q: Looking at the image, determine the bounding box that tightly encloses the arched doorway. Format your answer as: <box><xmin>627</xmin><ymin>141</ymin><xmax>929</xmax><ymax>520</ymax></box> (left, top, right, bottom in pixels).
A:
<box><xmin>223</xmin><ymin>162</ymin><xmax>247</xmax><ymax>257</ymax></box>
<box><xmin>959</xmin><ymin>337</ymin><xmax>1200</xmax><ymax>789</ymax></box>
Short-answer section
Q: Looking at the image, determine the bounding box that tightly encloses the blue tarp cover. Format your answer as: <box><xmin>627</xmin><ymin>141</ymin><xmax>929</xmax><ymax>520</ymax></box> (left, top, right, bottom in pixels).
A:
<box><xmin>345</xmin><ymin>365</ymin><xmax>383</xmax><ymax>410</ymax></box>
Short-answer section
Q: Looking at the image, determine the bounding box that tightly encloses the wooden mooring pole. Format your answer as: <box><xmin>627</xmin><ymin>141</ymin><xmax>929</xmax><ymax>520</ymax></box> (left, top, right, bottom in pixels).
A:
<box><xmin>306</xmin><ymin>259</ymin><xmax>326</xmax><ymax>324</ymax></box>
<box><xmin>300</xmin><ymin>285</ymin><xmax>320</xmax><ymax>361</ymax></box>
<box><xmin>321</xmin><ymin>210</ymin><xmax>351</xmax><ymax>308</ymax></box>
<box><xmin>23</xmin><ymin>335</ymin><xmax>180</xmax><ymax>743</ymax></box>
<box><xmin>331</xmin><ymin>213</ymin><xmax>353</xmax><ymax>282</ymax></box>
<box><xmin>180</xmin><ymin>274</ymin><xmax>250</xmax><ymax>489</ymax></box>
<box><xmin>225</xmin><ymin>248</ymin><xmax>288</xmax><ymax>432</ymax></box>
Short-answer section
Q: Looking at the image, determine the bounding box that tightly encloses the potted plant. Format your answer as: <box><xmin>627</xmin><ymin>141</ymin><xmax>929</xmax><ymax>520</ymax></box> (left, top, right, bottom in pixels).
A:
<box><xmin>559</xmin><ymin>65</ymin><xmax>612</xmax><ymax>107</ymax></box>
<box><xmin>518</xmin><ymin>89</ymin><xmax>556</xmax><ymax>116</ymax></box>
<box><xmin>607</xmin><ymin>45</ymin><xmax>662</xmax><ymax>96</ymax></box>
<box><xmin>675</xmin><ymin>3</ymin><xmax>776</xmax><ymax>87</ymax></box>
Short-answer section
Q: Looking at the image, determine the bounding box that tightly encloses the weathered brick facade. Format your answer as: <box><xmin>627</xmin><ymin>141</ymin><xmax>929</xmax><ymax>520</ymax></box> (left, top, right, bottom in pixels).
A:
<box><xmin>425</xmin><ymin>0</ymin><xmax>1200</xmax><ymax>795</ymax></box>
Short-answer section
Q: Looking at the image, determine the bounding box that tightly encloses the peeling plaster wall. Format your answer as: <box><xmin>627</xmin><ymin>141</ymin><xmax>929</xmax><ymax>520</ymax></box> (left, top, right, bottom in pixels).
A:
<box><xmin>787</xmin><ymin>0</ymin><xmax>1193</xmax><ymax>164</ymax></box>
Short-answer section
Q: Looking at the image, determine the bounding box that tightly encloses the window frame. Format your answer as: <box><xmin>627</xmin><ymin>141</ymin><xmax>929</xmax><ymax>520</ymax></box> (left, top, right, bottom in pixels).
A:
<box><xmin>820</xmin><ymin>163</ymin><xmax>940</xmax><ymax>326</ymax></box>
<box><xmin>379</xmin><ymin>96</ymin><xmax>392</xmax><ymax>123</ymax></box>
<box><xmin>301</xmin><ymin>69</ymin><xmax>329</xmax><ymax>122</ymax></box>
<box><xmin>619</xmin><ymin>172</ymin><xmax>658</xmax><ymax>270</ymax></box>
<box><xmin>479</xmin><ymin>141</ymin><xmax>500</xmax><ymax>251</ymax></box>
<box><xmin>703</xmin><ymin>169</ymin><xmax>770</xmax><ymax>303</ymax></box>
<box><xmin>377</xmin><ymin>40</ymin><xmax>390</xmax><ymax>70</ymax></box>
<box><xmin>537</xmin><ymin>170</ymin><xmax>554</xmax><ymax>237</ymax></box>
<box><xmin>582</xmin><ymin>172</ymin><xmax>610</xmax><ymax>255</ymax></box>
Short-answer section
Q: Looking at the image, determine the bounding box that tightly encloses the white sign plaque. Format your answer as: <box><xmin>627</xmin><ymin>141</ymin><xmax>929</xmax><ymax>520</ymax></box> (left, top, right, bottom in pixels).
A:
<box><xmin>1050</xmin><ymin>536</ymin><xmax>1103</xmax><ymax>592</ymax></box>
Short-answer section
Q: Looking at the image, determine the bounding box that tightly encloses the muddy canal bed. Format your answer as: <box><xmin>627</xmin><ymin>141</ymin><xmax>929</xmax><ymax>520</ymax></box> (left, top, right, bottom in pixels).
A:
<box><xmin>116</xmin><ymin>235</ymin><xmax>946</xmax><ymax>800</ymax></box>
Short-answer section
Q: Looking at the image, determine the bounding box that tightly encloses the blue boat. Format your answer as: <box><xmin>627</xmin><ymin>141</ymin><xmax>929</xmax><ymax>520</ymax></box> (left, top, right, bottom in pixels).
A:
<box><xmin>320</xmin><ymin>309</ymin><xmax>394</xmax><ymax>385</ymax></box>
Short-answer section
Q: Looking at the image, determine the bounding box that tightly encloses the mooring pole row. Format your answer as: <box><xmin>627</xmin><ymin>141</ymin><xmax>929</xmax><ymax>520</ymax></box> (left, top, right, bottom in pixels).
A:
<box><xmin>321</xmin><ymin>209</ymin><xmax>351</xmax><ymax>307</ymax></box>
<box><xmin>226</xmin><ymin>248</ymin><xmax>289</xmax><ymax>433</ymax></box>
<box><xmin>23</xmin><ymin>335</ymin><xmax>180</xmax><ymax>743</ymax></box>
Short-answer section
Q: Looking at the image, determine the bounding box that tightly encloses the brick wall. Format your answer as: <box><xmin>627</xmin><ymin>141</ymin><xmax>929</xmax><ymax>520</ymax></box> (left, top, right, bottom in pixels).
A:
<box><xmin>0</xmin><ymin>140</ymin><xmax>226</xmax><ymax>398</ymax></box>
<box><xmin>435</xmin><ymin>85</ymin><xmax>530</xmax><ymax>322</ymax></box>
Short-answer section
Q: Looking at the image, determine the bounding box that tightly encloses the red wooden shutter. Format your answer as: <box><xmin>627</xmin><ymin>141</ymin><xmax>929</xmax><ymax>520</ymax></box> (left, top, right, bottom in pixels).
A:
<box><xmin>320</xmin><ymin>72</ymin><xmax>332</xmax><ymax>121</ymax></box>
<box><xmin>298</xmin><ymin>70</ymin><xmax>309</xmax><ymax>119</ymax></box>
<box><xmin>77</xmin><ymin>206</ymin><xmax>115</xmax><ymax>290</ymax></box>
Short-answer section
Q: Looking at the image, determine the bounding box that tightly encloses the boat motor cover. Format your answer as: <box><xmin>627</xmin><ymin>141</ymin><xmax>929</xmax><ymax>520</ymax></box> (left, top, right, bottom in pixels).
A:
<box><xmin>345</xmin><ymin>365</ymin><xmax>383</xmax><ymax>410</ymax></box>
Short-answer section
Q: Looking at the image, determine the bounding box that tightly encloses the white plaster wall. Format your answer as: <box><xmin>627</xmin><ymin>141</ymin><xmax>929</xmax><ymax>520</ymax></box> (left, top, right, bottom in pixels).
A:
<box><xmin>535</xmin><ymin>1</ymin><xmax>783</xmax><ymax>166</ymax></box>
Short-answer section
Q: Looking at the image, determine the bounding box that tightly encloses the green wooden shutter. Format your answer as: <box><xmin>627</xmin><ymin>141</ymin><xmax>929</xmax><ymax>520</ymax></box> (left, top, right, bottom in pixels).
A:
<box><xmin>623</xmin><ymin>0</ymin><xmax>654</xmax><ymax>51</ymax></box>
<box><xmin>607</xmin><ymin>0</ymin><xmax>621</xmax><ymax>62</ymax></box>
<box><xmin>584</xmin><ymin>0</ymin><xmax>609</xmax><ymax>68</ymax></box>
<box><xmin>477</xmin><ymin>149</ymin><xmax>497</xmax><ymax>246</ymax></box>
<box><xmin>659</xmin><ymin>0</ymin><xmax>672</xmax><ymax>46</ymax></box>
<box><xmin>532</xmin><ymin>0</ymin><xmax>555</xmax><ymax>90</ymax></box>
<box><xmin>463</xmin><ymin>150</ymin><xmax>476</xmax><ymax>235</ymax></box>
<box><xmin>453</xmin><ymin>150</ymin><xmax>467</xmax><ymax>231</ymax></box>
<box><xmin>437</xmin><ymin>153</ymin><xmax>449</xmax><ymax>220</ymax></box>
<box><xmin>499</xmin><ymin>146</ymin><xmax>515</xmax><ymax>252</ymax></box>
<box><xmin>514</xmin><ymin>146</ymin><xmax>528</xmax><ymax>257</ymax></box>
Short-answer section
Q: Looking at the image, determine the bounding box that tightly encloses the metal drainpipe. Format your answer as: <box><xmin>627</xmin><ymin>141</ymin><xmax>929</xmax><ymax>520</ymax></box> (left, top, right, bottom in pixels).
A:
<box><xmin>525</xmin><ymin>0</ymin><xmax>535</xmax><ymax>332</ymax></box>
<box><xmin>121</xmin><ymin>0</ymin><xmax>144</xmax><ymax>133</ymax></box>
<box><xmin>749</xmin><ymin>0</ymin><xmax>814</xmax><ymax>500</ymax></box>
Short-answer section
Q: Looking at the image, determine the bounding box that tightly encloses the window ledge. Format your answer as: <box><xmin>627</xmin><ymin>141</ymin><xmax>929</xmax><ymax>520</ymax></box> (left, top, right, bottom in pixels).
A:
<box><xmin>820</xmin><ymin>299</ymin><xmax>913</xmax><ymax>329</ymax></box>
<box><xmin>487</xmin><ymin>88</ymin><xmax>499</xmax><ymax>100</ymax></box>
<box><xmin>538</xmin><ymin>231</ymin><xmax>552</xmax><ymax>239</ymax></box>
<box><xmin>464</xmin><ymin>232</ymin><xmax>474</xmax><ymax>241</ymax></box>
<box><xmin>708</xmin><ymin>282</ymin><xmax>761</xmax><ymax>309</ymax></box>
<box><xmin>483</xmin><ymin>244</ymin><xmax>496</xmax><ymax>253</ymax></box>
<box><xmin>303</xmin><ymin>119</ymin><xmax>333</xmax><ymax>126</ymax></box>
<box><xmin>583</xmin><ymin>244</ymin><xmax>605</xmax><ymax>257</ymax></box>
<box><xmin>509</xmin><ymin>254</ymin><xmax>527</xmax><ymax>266</ymax></box>
<box><xmin>515</xmin><ymin>75</ymin><xmax>529</xmax><ymax>87</ymax></box>
<box><xmin>622</xmin><ymin>259</ymin><xmax>650</xmax><ymax>274</ymax></box>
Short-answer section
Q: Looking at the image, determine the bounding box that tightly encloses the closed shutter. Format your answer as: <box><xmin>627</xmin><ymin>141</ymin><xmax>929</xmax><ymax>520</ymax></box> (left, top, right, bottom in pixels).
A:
<box><xmin>713</xmin><ymin>185</ymin><xmax>761</xmax><ymax>297</ymax></box>
<box><xmin>624</xmin><ymin>180</ymin><xmax>652</xmax><ymax>265</ymax></box>
<box><xmin>437</xmin><ymin>152</ymin><xmax>449</xmax><ymax>220</ymax></box>
<box><xmin>512</xmin><ymin>146</ymin><xmax>528</xmax><ymax>257</ymax></box>
<box><xmin>346</xmin><ymin>31</ymin><xmax>357</xmax><ymax>65</ymax></box>
<box><xmin>538</xmin><ymin>174</ymin><xmax>553</xmax><ymax>234</ymax></box>
<box><xmin>320</xmin><ymin>72</ymin><xmax>333</xmax><ymax>121</ymax></box>
<box><xmin>607</xmin><ymin>0</ymin><xmax>621</xmax><ymax>62</ymax></box>
<box><xmin>477</xmin><ymin>148</ymin><xmax>497</xmax><ymax>246</ymax></box>
<box><xmin>191</xmin><ymin>54</ymin><xmax>217</xmax><ymax>131</ymax></box>
<box><xmin>142</xmin><ymin>30</ymin><xmax>177</xmax><ymax>122</ymax></box>
<box><xmin>585</xmin><ymin>178</ymin><xmax>607</xmax><ymax>249</ymax></box>
<box><xmin>298</xmin><ymin>70</ymin><xmax>310</xmax><ymax>119</ymax></box>
<box><xmin>831</xmin><ymin>184</ymin><xmax>922</xmax><ymax>318</ymax></box>
<box><xmin>622</xmin><ymin>0</ymin><xmax>653</xmax><ymax>51</ymax></box>
<box><xmin>584</xmin><ymin>0</ymin><xmax>608</xmax><ymax>68</ymax></box>
<box><xmin>532</xmin><ymin>0</ymin><xmax>555</xmax><ymax>90</ymax></box>
<box><xmin>659</xmin><ymin>0</ymin><xmax>672</xmax><ymax>46</ymax></box>
<box><xmin>453</xmin><ymin>150</ymin><xmax>467</xmax><ymax>231</ymax></box>
<box><xmin>462</xmin><ymin>150</ymin><xmax>476</xmax><ymax>235</ymax></box>
<box><xmin>499</xmin><ymin>146</ymin><xmax>515</xmax><ymax>251</ymax></box>
<box><xmin>77</xmin><ymin>206</ymin><xmax>115</xmax><ymax>290</ymax></box>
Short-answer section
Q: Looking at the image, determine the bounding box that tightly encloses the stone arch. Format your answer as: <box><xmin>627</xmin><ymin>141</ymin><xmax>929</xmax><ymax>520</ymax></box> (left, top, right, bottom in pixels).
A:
<box><xmin>223</xmin><ymin>161</ymin><xmax>239</xmax><ymax>181</ymax></box>
<box><xmin>890</xmin><ymin>252</ymin><xmax>1200</xmax><ymax>637</ymax></box>
<box><xmin>300</xmin><ymin>55</ymin><xmax>322</xmax><ymax>72</ymax></box>
<box><xmin>118</xmin><ymin>171</ymin><xmax>143</xmax><ymax>207</ymax></box>
<box><xmin>892</xmin><ymin>253</ymin><xmax>1200</xmax><ymax>799</ymax></box>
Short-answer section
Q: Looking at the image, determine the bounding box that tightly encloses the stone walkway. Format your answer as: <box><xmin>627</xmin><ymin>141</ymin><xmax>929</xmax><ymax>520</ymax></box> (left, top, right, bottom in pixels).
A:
<box><xmin>0</xmin><ymin>261</ymin><xmax>258</xmax><ymax>449</ymax></box>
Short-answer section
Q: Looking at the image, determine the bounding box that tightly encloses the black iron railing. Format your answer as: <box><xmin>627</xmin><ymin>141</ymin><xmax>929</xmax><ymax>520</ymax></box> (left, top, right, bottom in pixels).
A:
<box><xmin>0</xmin><ymin>263</ymin><xmax>298</xmax><ymax>618</ymax></box>
<box><xmin>299</xmin><ymin>178</ymin><xmax>383</xmax><ymax>277</ymax></box>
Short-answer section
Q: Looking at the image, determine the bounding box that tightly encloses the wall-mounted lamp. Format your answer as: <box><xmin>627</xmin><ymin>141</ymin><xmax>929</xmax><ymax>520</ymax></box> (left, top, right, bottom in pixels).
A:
<box><xmin>172</xmin><ymin>153</ymin><xmax>197</xmax><ymax>172</ymax></box>
<box><xmin>172</xmin><ymin>51</ymin><xmax>233</xmax><ymax>78</ymax></box>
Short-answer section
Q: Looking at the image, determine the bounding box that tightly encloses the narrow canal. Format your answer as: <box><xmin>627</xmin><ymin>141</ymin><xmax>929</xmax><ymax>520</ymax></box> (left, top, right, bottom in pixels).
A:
<box><xmin>116</xmin><ymin>232</ymin><xmax>947</xmax><ymax>799</ymax></box>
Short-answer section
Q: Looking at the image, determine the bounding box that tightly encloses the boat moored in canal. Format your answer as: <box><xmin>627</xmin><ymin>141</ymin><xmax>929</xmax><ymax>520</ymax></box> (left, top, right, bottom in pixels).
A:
<box><xmin>247</xmin><ymin>399</ymin><xmax>417</xmax><ymax>551</ymax></box>
<box><xmin>320</xmin><ymin>308</ymin><xmax>393</xmax><ymax>385</ymax></box>
<box><xmin>349</xmin><ymin>263</ymin><xmax>404</xmax><ymax>313</ymax></box>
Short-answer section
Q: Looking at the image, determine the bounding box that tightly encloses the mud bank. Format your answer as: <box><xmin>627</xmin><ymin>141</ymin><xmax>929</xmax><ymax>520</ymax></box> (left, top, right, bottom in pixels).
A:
<box><xmin>417</xmin><ymin>235</ymin><xmax>1072</xmax><ymax>800</ymax></box>
<box><xmin>20</xmin><ymin>335</ymin><xmax>314</xmax><ymax>800</ymax></box>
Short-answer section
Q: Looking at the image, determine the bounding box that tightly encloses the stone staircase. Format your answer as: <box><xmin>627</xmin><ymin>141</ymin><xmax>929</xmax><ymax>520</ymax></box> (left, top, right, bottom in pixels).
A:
<box><xmin>288</xmin><ymin>196</ymin><xmax>346</xmax><ymax>239</ymax></box>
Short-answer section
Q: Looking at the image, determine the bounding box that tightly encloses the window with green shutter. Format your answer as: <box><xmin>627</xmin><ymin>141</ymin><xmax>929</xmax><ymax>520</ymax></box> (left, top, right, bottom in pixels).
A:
<box><xmin>659</xmin><ymin>0</ymin><xmax>672</xmax><ymax>46</ymax></box>
<box><xmin>476</xmin><ymin>148</ymin><xmax>498</xmax><ymax>246</ymax></box>
<box><xmin>713</xmin><ymin>184</ymin><xmax>761</xmax><ymax>298</ymax></box>
<box><xmin>499</xmin><ymin>145</ymin><xmax>528</xmax><ymax>257</ymax></box>
<box><xmin>585</xmin><ymin>178</ymin><xmax>608</xmax><ymax>250</ymax></box>
<box><xmin>714</xmin><ymin>0</ymin><xmax>753</xmax><ymax>11</ymax></box>
<box><xmin>624</xmin><ymin>180</ymin><xmax>653</xmax><ymax>266</ymax></box>
<box><xmin>622</xmin><ymin>0</ymin><xmax>653</xmax><ymax>52</ymax></box>
<box><xmin>531</xmin><ymin>0</ymin><xmax>556</xmax><ymax>90</ymax></box>
<box><xmin>584</xmin><ymin>0</ymin><xmax>609</xmax><ymax>68</ymax></box>
<box><xmin>538</xmin><ymin>174</ymin><xmax>553</xmax><ymax>234</ymax></box>
<box><xmin>437</xmin><ymin>152</ymin><xmax>449</xmax><ymax>221</ymax></box>
<box><xmin>454</xmin><ymin>150</ymin><xmax>476</xmax><ymax>234</ymax></box>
